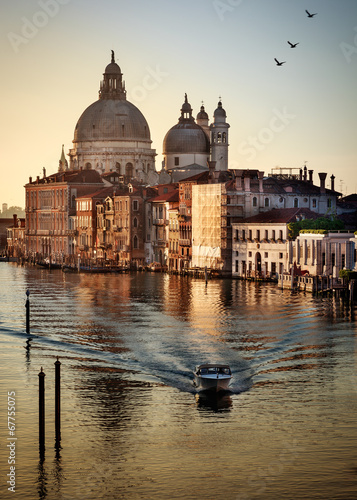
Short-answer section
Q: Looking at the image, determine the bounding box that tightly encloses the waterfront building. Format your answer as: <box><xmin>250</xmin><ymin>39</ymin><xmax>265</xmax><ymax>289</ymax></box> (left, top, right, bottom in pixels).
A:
<box><xmin>6</xmin><ymin>215</ymin><xmax>25</xmax><ymax>258</ymax></box>
<box><xmin>68</xmin><ymin>51</ymin><xmax>158</xmax><ymax>184</ymax></box>
<box><xmin>25</xmin><ymin>167</ymin><xmax>105</xmax><ymax>262</ymax></box>
<box><xmin>147</xmin><ymin>187</ymin><xmax>179</xmax><ymax>267</ymax></box>
<box><xmin>76</xmin><ymin>186</ymin><xmax>115</xmax><ymax>264</ymax></box>
<box><xmin>290</xmin><ymin>230</ymin><xmax>357</xmax><ymax>278</ymax></box>
<box><xmin>168</xmin><ymin>208</ymin><xmax>180</xmax><ymax>272</ymax></box>
<box><xmin>231</xmin><ymin>208</ymin><xmax>319</xmax><ymax>279</ymax></box>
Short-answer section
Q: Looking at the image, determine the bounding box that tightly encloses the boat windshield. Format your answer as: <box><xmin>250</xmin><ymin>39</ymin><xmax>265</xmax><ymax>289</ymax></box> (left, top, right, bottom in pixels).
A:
<box><xmin>199</xmin><ymin>367</ymin><xmax>231</xmax><ymax>375</ymax></box>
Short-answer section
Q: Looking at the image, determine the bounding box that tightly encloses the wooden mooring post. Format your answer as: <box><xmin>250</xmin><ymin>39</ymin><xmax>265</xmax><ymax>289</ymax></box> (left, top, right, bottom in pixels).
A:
<box><xmin>25</xmin><ymin>289</ymin><xmax>30</xmax><ymax>334</ymax></box>
<box><xmin>55</xmin><ymin>357</ymin><xmax>61</xmax><ymax>446</ymax></box>
<box><xmin>38</xmin><ymin>368</ymin><xmax>45</xmax><ymax>458</ymax></box>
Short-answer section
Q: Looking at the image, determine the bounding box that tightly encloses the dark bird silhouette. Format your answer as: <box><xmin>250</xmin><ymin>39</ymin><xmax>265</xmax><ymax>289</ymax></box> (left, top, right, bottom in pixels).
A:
<box><xmin>288</xmin><ymin>41</ymin><xmax>299</xmax><ymax>48</ymax></box>
<box><xmin>305</xmin><ymin>9</ymin><xmax>317</xmax><ymax>18</ymax></box>
<box><xmin>274</xmin><ymin>58</ymin><xmax>286</xmax><ymax>66</ymax></box>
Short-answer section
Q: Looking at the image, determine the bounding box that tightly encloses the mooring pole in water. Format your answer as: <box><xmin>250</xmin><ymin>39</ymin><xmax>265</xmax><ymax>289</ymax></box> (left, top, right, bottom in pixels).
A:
<box><xmin>55</xmin><ymin>357</ymin><xmax>61</xmax><ymax>446</ymax></box>
<box><xmin>204</xmin><ymin>266</ymin><xmax>208</xmax><ymax>285</ymax></box>
<box><xmin>39</xmin><ymin>367</ymin><xmax>45</xmax><ymax>458</ymax></box>
<box><xmin>25</xmin><ymin>289</ymin><xmax>30</xmax><ymax>334</ymax></box>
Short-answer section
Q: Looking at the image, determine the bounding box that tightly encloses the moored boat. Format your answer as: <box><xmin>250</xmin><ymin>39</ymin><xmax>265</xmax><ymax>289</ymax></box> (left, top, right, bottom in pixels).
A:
<box><xmin>193</xmin><ymin>364</ymin><xmax>232</xmax><ymax>393</ymax></box>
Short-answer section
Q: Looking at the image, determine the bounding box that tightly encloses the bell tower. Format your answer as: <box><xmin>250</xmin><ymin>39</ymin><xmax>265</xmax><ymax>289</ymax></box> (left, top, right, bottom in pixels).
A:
<box><xmin>210</xmin><ymin>100</ymin><xmax>230</xmax><ymax>171</ymax></box>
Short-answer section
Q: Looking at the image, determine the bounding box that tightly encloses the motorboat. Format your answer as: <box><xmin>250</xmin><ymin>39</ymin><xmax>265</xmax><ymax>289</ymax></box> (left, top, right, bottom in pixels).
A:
<box><xmin>193</xmin><ymin>364</ymin><xmax>232</xmax><ymax>393</ymax></box>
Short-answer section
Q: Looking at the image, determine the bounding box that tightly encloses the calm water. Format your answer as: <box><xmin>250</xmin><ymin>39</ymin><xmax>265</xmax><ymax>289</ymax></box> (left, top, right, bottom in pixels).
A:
<box><xmin>0</xmin><ymin>263</ymin><xmax>356</xmax><ymax>499</ymax></box>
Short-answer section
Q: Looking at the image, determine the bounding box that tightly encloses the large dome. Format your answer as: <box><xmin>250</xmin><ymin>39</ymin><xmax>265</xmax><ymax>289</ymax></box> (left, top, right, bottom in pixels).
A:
<box><xmin>163</xmin><ymin>122</ymin><xmax>209</xmax><ymax>154</ymax></box>
<box><xmin>74</xmin><ymin>99</ymin><xmax>151</xmax><ymax>142</ymax></box>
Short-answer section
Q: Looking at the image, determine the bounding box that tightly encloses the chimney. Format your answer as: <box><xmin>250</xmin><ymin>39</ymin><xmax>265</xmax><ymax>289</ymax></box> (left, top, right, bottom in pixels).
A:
<box><xmin>258</xmin><ymin>171</ymin><xmax>264</xmax><ymax>193</ymax></box>
<box><xmin>318</xmin><ymin>172</ymin><xmax>327</xmax><ymax>194</ymax></box>
<box><xmin>303</xmin><ymin>166</ymin><xmax>307</xmax><ymax>182</ymax></box>
<box><xmin>308</xmin><ymin>170</ymin><xmax>313</xmax><ymax>183</ymax></box>
<box><xmin>235</xmin><ymin>171</ymin><xmax>243</xmax><ymax>191</ymax></box>
<box><xmin>244</xmin><ymin>175</ymin><xmax>251</xmax><ymax>192</ymax></box>
<box><xmin>330</xmin><ymin>174</ymin><xmax>335</xmax><ymax>191</ymax></box>
<box><xmin>29</xmin><ymin>176</ymin><xmax>32</xmax><ymax>183</ymax></box>
<box><xmin>36</xmin><ymin>176</ymin><xmax>40</xmax><ymax>184</ymax></box>
<box><xmin>13</xmin><ymin>214</ymin><xmax>18</xmax><ymax>227</ymax></box>
<box><xmin>299</xmin><ymin>169</ymin><xmax>303</xmax><ymax>181</ymax></box>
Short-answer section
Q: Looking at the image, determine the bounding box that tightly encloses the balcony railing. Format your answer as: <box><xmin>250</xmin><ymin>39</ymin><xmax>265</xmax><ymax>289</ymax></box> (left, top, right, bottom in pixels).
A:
<box><xmin>179</xmin><ymin>239</ymin><xmax>191</xmax><ymax>246</ymax></box>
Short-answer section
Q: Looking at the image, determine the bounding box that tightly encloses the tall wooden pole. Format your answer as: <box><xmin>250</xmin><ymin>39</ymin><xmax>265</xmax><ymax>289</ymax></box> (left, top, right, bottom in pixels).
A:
<box><xmin>38</xmin><ymin>368</ymin><xmax>45</xmax><ymax>458</ymax></box>
<box><xmin>25</xmin><ymin>289</ymin><xmax>30</xmax><ymax>334</ymax></box>
<box><xmin>55</xmin><ymin>357</ymin><xmax>61</xmax><ymax>446</ymax></box>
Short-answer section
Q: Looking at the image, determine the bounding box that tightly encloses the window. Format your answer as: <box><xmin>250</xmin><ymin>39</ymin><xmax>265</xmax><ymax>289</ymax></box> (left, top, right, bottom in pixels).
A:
<box><xmin>256</xmin><ymin>230</ymin><xmax>260</xmax><ymax>241</ymax></box>
<box><xmin>279</xmin><ymin>253</ymin><xmax>283</xmax><ymax>259</ymax></box>
<box><xmin>235</xmin><ymin>260</ymin><xmax>238</xmax><ymax>273</ymax></box>
<box><xmin>249</xmin><ymin>230</ymin><xmax>252</xmax><ymax>240</ymax></box>
<box><xmin>248</xmin><ymin>251</ymin><xmax>252</xmax><ymax>257</ymax></box>
<box><xmin>272</xmin><ymin>230</ymin><xmax>276</xmax><ymax>240</ymax></box>
<box><xmin>133</xmin><ymin>217</ymin><xmax>138</xmax><ymax>228</ymax></box>
<box><xmin>265</xmin><ymin>198</ymin><xmax>269</xmax><ymax>207</ymax></box>
<box><xmin>264</xmin><ymin>252</ymin><xmax>268</xmax><ymax>258</ymax></box>
<box><xmin>294</xmin><ymin>198</ymin><xmax>299</xmax><ymax>208</ymax></box>
<box><xmin>332</xmin><ymin>253</ymin><xmax>336</xmax><ymax>267</ymax></box>
<box><xmin>242</xmin><ymin>230</ymin><xmax>246</xmax><ymax>241</ymax></box>
<box><xmin>312</xmin><ymin>199</ymin><xmax>317</xmax><ymax>208</ymax></box>
<box><xmin>133</xmin><ymin>200</ymin><xmax>138</xmax><ymax>211</ymax></box>
<box><xmin>327</xmin><ymin>198</ymin><xmax>332</xmax><ymax>208</ymax></box>
<box><xmin>279</xmin><ymin>230</ymin><xmax>283</xmax><ymax>240</ymax></box>
<box><xmin>265</xmin><ymin>230</ymin><xmax>269</xmax><ymax>240</ymax></box>
<box><xmin>133</xmin><ymin>235</ymin><xmax>138</xmax><ymax>249</ymax></box>
<box><xmin>174</xmin><ymin>157</ymin><xmax>179</xmax><ymax>166</ymax></box>
<box><xmin>253</xmin><ymin>197</ymin><xmax>257</xmax><ymax>207</ymax></box>
<box><xmin>342</xmin><ymin>254</ymin><xmax>345</xmax><ymax>268</ymax></box>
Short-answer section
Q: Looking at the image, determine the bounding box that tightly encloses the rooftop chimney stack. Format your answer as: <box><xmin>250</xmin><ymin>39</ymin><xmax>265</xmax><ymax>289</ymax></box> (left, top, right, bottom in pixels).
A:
<box><xmin>330</xmin><ymin>174</ymin><xmax>335</xmax><ymax>192</ymax></box>
<box><xmin>318</xmin><ymin>172</ymin><xmax>327</xmax><ymax>194</ymax></box>
<box><xmin>308</xmin><ymin>170</ymin><xmax>313</xmax><ymax>183</ymax></box>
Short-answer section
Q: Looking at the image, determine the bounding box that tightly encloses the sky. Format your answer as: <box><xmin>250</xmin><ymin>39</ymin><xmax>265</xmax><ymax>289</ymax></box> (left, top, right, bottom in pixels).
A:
<box><xmin>1</xmin><ymin>0</ymin><xmax>357</xmax><ymax>208</ymax></box>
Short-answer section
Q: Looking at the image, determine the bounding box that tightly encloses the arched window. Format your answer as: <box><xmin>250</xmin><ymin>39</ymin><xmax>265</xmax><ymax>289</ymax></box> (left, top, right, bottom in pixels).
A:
<box><xmin>253</xmin><ymin>197</ymin><xmax>257</xmax><ymax>207</ymax></box>
<box><xmin>222</xmin><ymin>132</ymin><xmax>227</xmax><ymax>143</ymax></box>
<box><xmin>133</xmin><ymin>235</ymin><xmax>138</xmax><ymax>249</ymax></box>
<box><xmin>217</xmin><ymin>132</ymin><xmax>222</xmax><ymax>143</ymax></box>
<box><xmin>115</xmin><ymin>162</ymin><xmax>121</xmax><ymax>174</ymax></box>
<box><xmin>265</xmin><ymin>197</ymin><xmax>269</xmax><ymax>207</ymax></box>
<box><xmin>133</xmin><ymin>217</ymin><xmax>138</xmax><ymax>228</ymax></box>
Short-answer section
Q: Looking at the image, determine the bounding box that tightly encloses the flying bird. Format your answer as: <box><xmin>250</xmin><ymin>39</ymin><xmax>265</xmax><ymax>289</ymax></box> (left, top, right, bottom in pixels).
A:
<box><xmin>288</xmin><ymin>41</ymin><xmax>299</xmax><ymax>48</ymax></box>
<box><xmin>305</xmin><ymin>9</ymin><xmax>317</xmax><ymax>18</ymax></box>
<box><xmin>274</xmin><ymin>58</ymin><xmax>286</xmax><ymax>66</ymax></box>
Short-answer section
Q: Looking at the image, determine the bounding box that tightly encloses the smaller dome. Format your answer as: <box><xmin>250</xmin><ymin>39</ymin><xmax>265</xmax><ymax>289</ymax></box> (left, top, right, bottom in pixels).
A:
<box><xmin>105</xmin><ymin>62</ymin><xmax>121</xmax><ymax>74</ymax></box>
<box><xmin>105</xmin><ymin>50</ymin><xmax>121</xmax><ymax>74</ymax></box>
<box><xmin>214</xmin><ymin>101</ymin><xmax>227</xmax><ymax>118</ymax></box>
<box><xmin>197</xmin><ymin>105</ymin><xmax>208</xmax><ymax>120</ymax></box>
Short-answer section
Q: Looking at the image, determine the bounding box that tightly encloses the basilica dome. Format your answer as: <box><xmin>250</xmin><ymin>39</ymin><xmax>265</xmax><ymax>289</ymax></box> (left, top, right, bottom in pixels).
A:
<box><xmin>74</xmin><ymin>100</ymin><xmax>151</xmax><ymax>142</ymax></box>
<box><xmin>163</xmin><ymin>95</ymin><xmax>210</xmax><ymax>155</ymax></box>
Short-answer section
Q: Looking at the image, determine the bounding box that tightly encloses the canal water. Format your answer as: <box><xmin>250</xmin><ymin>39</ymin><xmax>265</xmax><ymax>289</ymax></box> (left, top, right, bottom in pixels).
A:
<box><xmin>0</xmin><ymin>263</ymin><xmax>356</xmax><ymax>499</ymax></box>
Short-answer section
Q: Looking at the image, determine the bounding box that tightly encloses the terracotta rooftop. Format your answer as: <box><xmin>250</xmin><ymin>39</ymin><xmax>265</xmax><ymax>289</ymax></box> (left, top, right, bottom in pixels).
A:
<box><xmin>239</xmin><ymin>208</ymin><xmax>320</xmax><ymax>224</ymax></box>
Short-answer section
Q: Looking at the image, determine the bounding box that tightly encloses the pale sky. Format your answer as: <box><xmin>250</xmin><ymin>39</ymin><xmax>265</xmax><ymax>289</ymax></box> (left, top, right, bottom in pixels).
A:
<box><xmin>1</xmin><ymin>0</ymin><xmax>357</xmax><ymax>207</ymax></box>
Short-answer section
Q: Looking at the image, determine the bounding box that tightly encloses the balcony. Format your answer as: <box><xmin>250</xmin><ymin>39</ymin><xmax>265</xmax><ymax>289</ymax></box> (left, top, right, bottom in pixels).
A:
<box><xmin>153</xmin><ymin>218</ymin><xmax>168</xmax><ymax>226</ymax></box>
<box><xmin>179</xmin><ymin>239</ymin><xmax>191</xmax><ymax>247</ymax></box>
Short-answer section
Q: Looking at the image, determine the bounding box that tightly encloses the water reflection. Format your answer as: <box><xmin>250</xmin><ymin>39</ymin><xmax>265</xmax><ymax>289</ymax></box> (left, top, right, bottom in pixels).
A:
<box><xmin>195</xmin><ymin>392</ymin><xmax>233</xmax><ymax>412</ymax></box>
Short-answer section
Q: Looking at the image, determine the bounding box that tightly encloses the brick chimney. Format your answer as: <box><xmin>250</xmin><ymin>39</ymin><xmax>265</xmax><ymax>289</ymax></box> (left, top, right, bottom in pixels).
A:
<box><xmin>318</xmin><ymin>172</ymin><xmax>327</xmax><ymax>194</ymax></box>
<box><xmin>308</xmin><ymin>170</ymin><xmax>313</xmax><ymax>183</ymax></box>
<box><xmin>330</xmin><ymin>174</ymin><xmax>335</xmax><ymax>191</ymax></box>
